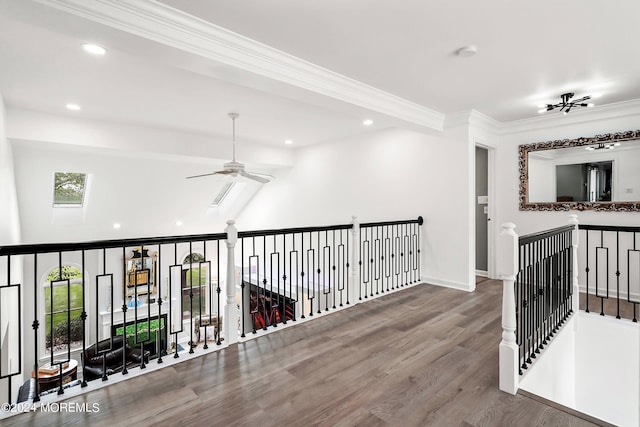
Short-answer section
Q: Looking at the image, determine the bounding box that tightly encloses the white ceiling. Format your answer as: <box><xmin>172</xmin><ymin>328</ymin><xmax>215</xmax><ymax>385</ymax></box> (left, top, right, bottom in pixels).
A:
<box><xmin>2</xmin><ymin>0</ymin><xmax>640</xmax><ymax>243</ymax></box>
<box><xmin>2</xmin><ymin>0</ymin><xmax>639</xmax><ymax>149</ymax></box>
<box><xmin>166</xmin><ymin>0</ymin><xmax>640</xmax><ymax>121</ymax></box>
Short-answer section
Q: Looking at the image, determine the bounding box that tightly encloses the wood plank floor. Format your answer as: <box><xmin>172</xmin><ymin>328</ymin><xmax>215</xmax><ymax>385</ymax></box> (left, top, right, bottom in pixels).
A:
<box><xmin>7</xmin><ymin>279</ymin><xmax>599</xmax><ymax>427</ymax></box>
<box><xmin>580</xmin><ymin>291</ymin><xmax>638</xmax><ymax>322</ymax></box>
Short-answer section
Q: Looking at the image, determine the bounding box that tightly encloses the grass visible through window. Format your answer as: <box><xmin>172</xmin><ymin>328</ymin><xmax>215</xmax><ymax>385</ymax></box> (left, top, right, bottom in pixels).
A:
<box><xmin>44</xmin><ymin>266</ymin><xmax>83</xmax><ymax>352</ymax></box>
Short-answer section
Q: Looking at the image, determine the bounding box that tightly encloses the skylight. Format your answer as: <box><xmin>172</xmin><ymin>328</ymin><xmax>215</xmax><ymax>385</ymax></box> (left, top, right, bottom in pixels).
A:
<box><xmin>211</xmin><ymin>181</ymin><xmax>234</xmax><ymax>207</ymax></box>
<box><xmin>53</xmin><ymin>172</ymin><xmax>87</xmax><ymax>206</ymax></box>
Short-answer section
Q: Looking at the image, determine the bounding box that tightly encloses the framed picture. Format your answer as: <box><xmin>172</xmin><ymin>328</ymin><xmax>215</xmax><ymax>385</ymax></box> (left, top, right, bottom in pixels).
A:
<box><xmin>124</xmin><ymin>247</ymin><xmax>157</xmax><ymax>301</ymax></box>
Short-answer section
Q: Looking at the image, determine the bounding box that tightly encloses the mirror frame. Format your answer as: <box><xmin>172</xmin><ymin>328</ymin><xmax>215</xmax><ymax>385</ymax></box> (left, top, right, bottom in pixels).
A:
<box><xmin>519</xmin><ymin>129</ymin><xmax>640</xmax><ymax>211</ymax></box>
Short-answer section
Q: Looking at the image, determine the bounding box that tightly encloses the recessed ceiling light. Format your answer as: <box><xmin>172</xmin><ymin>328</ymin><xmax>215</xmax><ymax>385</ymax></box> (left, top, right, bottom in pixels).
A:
<box><xmin>66</xmin><ymin>103</ymin><xmax>81</xmax><ymax>111</ymax></box>
<box><xmin>284</xmin><ymin>139</ymin><xmax>293</xmax><ymax>145</ymax></box>
<box><xmin>363</xmin><ymin>119</ymin><xmax>373</xmax><ymax>126</ymax></box>
<box><xmin>82</xmin><ymin>43</ymin><xmax>107</xmax><ymax>55</ymax></box>
<box><xmin>587</xmin><ymin>103</ymin><xmax>595</xmax><ymax>108</ymax></box>
<box><xmin>113</xmin><ymin>223</ymin><xmax>121</xmax><ymax>229</ymax></box>
<box><xmin>537</xmin><ymin>108</ymin><xmax>547</xmax><ymax>114</ymax></box>
<box><xmin>176</xmin><ymin>220</ymin><xmax>183</xmax><ymax>226</ymax></box>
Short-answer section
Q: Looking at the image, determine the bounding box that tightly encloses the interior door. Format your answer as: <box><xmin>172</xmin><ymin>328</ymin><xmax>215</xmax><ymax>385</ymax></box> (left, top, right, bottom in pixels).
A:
<box><xmin>475</xmin><ymin>146</ymin><xmax>488</xmax><ymax>275</ymax></box>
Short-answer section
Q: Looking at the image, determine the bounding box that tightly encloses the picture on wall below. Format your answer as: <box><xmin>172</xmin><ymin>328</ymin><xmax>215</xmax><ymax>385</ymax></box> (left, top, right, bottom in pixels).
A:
<box><xmin>112</xmin><ymin>315</ymin><xmax>167</xmax><ymax>359</ymax></box>
<box><xmin>124</xmin><ymin>246</ymin><xmax>158</xmax><ymax>301</ymax></box>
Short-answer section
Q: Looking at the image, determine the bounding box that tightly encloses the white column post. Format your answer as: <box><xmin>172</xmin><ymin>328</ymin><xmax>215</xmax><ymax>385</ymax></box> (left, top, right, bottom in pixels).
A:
<box><xmin>224</xmin><ymin>220</ymin><xmax>239</xmax><ymax>344</ymax></box>
<box><xmin>350</xmin><ymin>216</ymin><xmax>359</xmax><ymax>305</ymax></box>
<box><xmin>498</xmin><ymin>222</ymin><xmax>519</xmax><ymax>395</ymax></box>
<box><xmin>569</xmin><ymin>214</ymin><xmax>580</xmax><ymax>315</ymax></box>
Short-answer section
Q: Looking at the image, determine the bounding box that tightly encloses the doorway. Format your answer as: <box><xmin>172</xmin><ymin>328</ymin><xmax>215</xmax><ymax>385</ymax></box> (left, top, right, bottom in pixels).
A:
<box><xmin>475</xmin><ymin>146</ymin><xmax>489</xmax><ymax>276</ymax></box>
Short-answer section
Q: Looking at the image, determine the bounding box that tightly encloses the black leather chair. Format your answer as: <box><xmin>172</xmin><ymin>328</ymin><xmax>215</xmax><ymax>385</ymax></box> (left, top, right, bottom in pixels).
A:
<box><xmin>82</xmin><ymin>335</ymin><xmax>148</xmax><ymax>381</ymax></box>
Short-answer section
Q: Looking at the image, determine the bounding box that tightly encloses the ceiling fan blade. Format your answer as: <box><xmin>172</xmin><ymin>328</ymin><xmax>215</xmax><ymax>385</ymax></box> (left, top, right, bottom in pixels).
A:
<box><xmin>239</xmin><ymin>170</ymin><xmax>270</xmax><ymax>183</ymax></box>
<box><xmin>252</xmin><ymin>172</ymin><xmax>276</xmax><ymax>179</ymax></box>
<box><xmin>186</xmin><ymin>172</ymin><xmax>219</xmax><ymax>179</ymax></box>
<box><xmin>186</xmin><ymin>170</ymin><xmax>233</xmax><ymax>179</ymax></box>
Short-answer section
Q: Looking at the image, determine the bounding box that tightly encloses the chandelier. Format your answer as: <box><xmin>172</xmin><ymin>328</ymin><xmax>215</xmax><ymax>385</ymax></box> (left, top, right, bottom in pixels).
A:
<box><xmin>539</xmin><ymin>92</ymin><xmax>594</xmax><ymax>114</ymax></box>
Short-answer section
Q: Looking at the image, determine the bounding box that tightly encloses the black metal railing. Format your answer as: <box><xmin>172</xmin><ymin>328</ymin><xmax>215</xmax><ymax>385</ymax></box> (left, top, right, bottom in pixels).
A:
<box><xmin>0</xmin><ymin>232</ymin><xmax>224</xmax><ymax>403</ymax></box>
<box><xmin>358</xmin><ymin>217</ymin><xmax>423</xmax><ymax>300</ymax></box>
<box><xmin>579</xmin><ymin>225</ymin><xmax>639</xmax><ymax>322</ymax></box>
<box><xmin>516</xmin><ymin>225</ymin><xmax>574</xmax><ymax>374</ymax></box>
<box><xmin>1</xmin><ymin>216</ymin><xmax>425</xmax><ymax>406</ymax></box>
<box><xmin>0</xmin><ymin>257</ymin><xmax>21</xmax><ymax>407</ymax></box>
<box><xmin>237</xmin><ymin>224</ymin><xmax>353</xmax><ymax>337</ymax></box>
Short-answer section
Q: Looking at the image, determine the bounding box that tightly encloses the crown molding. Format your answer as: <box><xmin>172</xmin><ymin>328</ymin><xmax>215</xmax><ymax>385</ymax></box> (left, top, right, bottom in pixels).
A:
<box><xmin>35</xmin><ymin>0</ymin><xmax>444</xmax><ymax>132</ymax></box>
<box><xmin>498</xmin><ymin>98</ymin><xmax>640</xmax><ymax>135</ymax></box>
<box><xmin>442</xmin><ymin>109</ymin><xmax>500</xmax><ymax>135</ymax></box>
<box><xmin>443</xmin><ymin>111</ymin><xmax>472</xmax><ymax>129</ymax></box>
<box><xmin>468</xmin><ymin>110</ymin><xmax>500</xmax><ymax>133</ymax></box>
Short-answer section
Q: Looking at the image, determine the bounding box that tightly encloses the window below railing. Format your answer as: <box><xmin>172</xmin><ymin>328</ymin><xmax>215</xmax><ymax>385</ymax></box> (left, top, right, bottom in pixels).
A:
<box><xmin>0</xmin><ymin>215</ymin><xmax>423</xmax><ymax>409</ymax></box>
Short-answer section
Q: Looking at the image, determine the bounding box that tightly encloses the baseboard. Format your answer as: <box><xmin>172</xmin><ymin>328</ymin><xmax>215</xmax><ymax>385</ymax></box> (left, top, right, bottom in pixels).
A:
<box><xmin>475</xmin><ymin>270</ymin><xmax>488</xmax><ymax>277</ymax></box>
<box><xmin>421</xmin><ymin>276</ymin><xmax>473</xmax><ymax>292</ymax></box>
<box><xmin>578</xmin><ymin>285</ymin><xmax>640</xmax><ymax>301</ymax></box>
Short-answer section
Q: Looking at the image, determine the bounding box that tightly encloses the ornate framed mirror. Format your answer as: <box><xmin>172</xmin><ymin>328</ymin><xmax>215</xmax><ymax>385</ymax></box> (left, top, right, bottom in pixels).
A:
<box><xmin>519</xmin><ymin>130</ymin><xmax>640</xmax><ymax>211</ymax></box>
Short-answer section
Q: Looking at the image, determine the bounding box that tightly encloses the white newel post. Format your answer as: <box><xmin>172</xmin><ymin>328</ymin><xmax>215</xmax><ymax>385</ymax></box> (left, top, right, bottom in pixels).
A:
<box><xmin>569</xmin><ymin>214</ymin><xmax>580</xmax><ymax>315</ymax></box>
<box><xmin>350</xmin><ymin>216</ymin><xmax>359</xmax><ymax>305</ymax></box>
<box><xmin>224</xmin><ymin>220</ymin><xmax>239</xmax><ymax>344</ymax></box>
<box><xmin>498</xmin><ymin>222</ymin><xmax>519</xmax><ymax>395</ymax></box>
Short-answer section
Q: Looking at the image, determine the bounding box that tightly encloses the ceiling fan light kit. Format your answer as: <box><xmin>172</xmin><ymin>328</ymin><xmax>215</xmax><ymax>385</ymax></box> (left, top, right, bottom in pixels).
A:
<box><xmin>186</xmin><ymin>112</ymin><xmax>271</xmax><ymax>184</ymax></box>
<box><xmin>538</xmin><ymin>92</ymin><xmax>594</xmax><ymax>115</ymax></box>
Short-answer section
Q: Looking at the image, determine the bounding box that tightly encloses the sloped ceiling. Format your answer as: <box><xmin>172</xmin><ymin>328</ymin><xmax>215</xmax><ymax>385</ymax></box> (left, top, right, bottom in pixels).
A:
<box><xmin>3</xmin><ymin>0</ymin><xmax>638</xmax><ymax>138</ymax></box>
<box><xmin>2</xmin><ymin>0</ymin><xmax>640</xmax><ymax>242</ymax></box>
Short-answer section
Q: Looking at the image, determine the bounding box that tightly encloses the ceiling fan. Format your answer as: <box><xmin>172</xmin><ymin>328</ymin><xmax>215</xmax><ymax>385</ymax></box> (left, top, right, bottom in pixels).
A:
<box><xmin>186</xmin><ymin>112</ymin><xmax>271</xmax><ymax>184</ymax></box>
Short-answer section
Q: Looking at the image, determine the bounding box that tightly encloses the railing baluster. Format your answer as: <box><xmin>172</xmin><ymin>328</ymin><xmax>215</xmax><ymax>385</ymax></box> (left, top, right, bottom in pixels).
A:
<box><xmin>632</xmin><ymin>232</ymin><xmax>638</xmax><ymax>323</ymax></box>
<box><xmin>586</xmin><ymin>230</ymin><xmax>590</xmax><ymax>313</ymax></box>
<box><xmin>511</xmin><ymin>222</ymin><xmax>576</xmax><ymax>379</ymax></box>
<box><xmin>1</xmin><ymin>217</ymin><xmax>425</xmax><ymax>405</ymax></box>
<box><xmin>616</xmin><ymin>231</ymin><xmax>621</xmax><ymax>319</ymax></box>
<box><xmin>157</xmin><ymin>245</ymin><xmax>165</xmax><ymax>360</ymax></box>
<box><xmin>32</xmin><ymin>255</ymin><xmax>40</xmax><ymax>401</ymax></box>
<box><xmin>579</xmin><ymin>224</ymin><xmax>640</xmax><ymax>323</ymax></box>
<box><xmin>80</xmin><ymin>250</ymin><xmax>88</xmax><ymax>385</ymax></box>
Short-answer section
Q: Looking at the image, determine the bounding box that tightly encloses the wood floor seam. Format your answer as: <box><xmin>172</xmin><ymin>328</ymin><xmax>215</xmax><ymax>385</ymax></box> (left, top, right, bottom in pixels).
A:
<box><xmin>4</xmin><ymin>280</ymin><xmax>600</xmax><ymax>427</ymax></box>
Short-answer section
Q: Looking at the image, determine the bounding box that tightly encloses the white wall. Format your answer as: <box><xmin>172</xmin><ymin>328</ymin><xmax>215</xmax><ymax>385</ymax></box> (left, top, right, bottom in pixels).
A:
<box><xmin>0</xmin><ymin>96</ymin><xmax>20</xmax><ymax>244</ymax></box>
<box><xmin>613</xmin><ymin>147</ymin><xmax>640</xmax><ymax>201</ymax></box>
<box><xmin>527</xmin><ymin>155</ymin><xmax>556</xmax><ymax>202</ymax></box>
<box><xmin>0</xmin><ymin>92</ymin><xmax>22</xmax><ymax>403</ymax></box>
<box><xmin>237</xmin><ymin>126</ymin><xmax>475</xmax><ymax>291</ymax></box>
